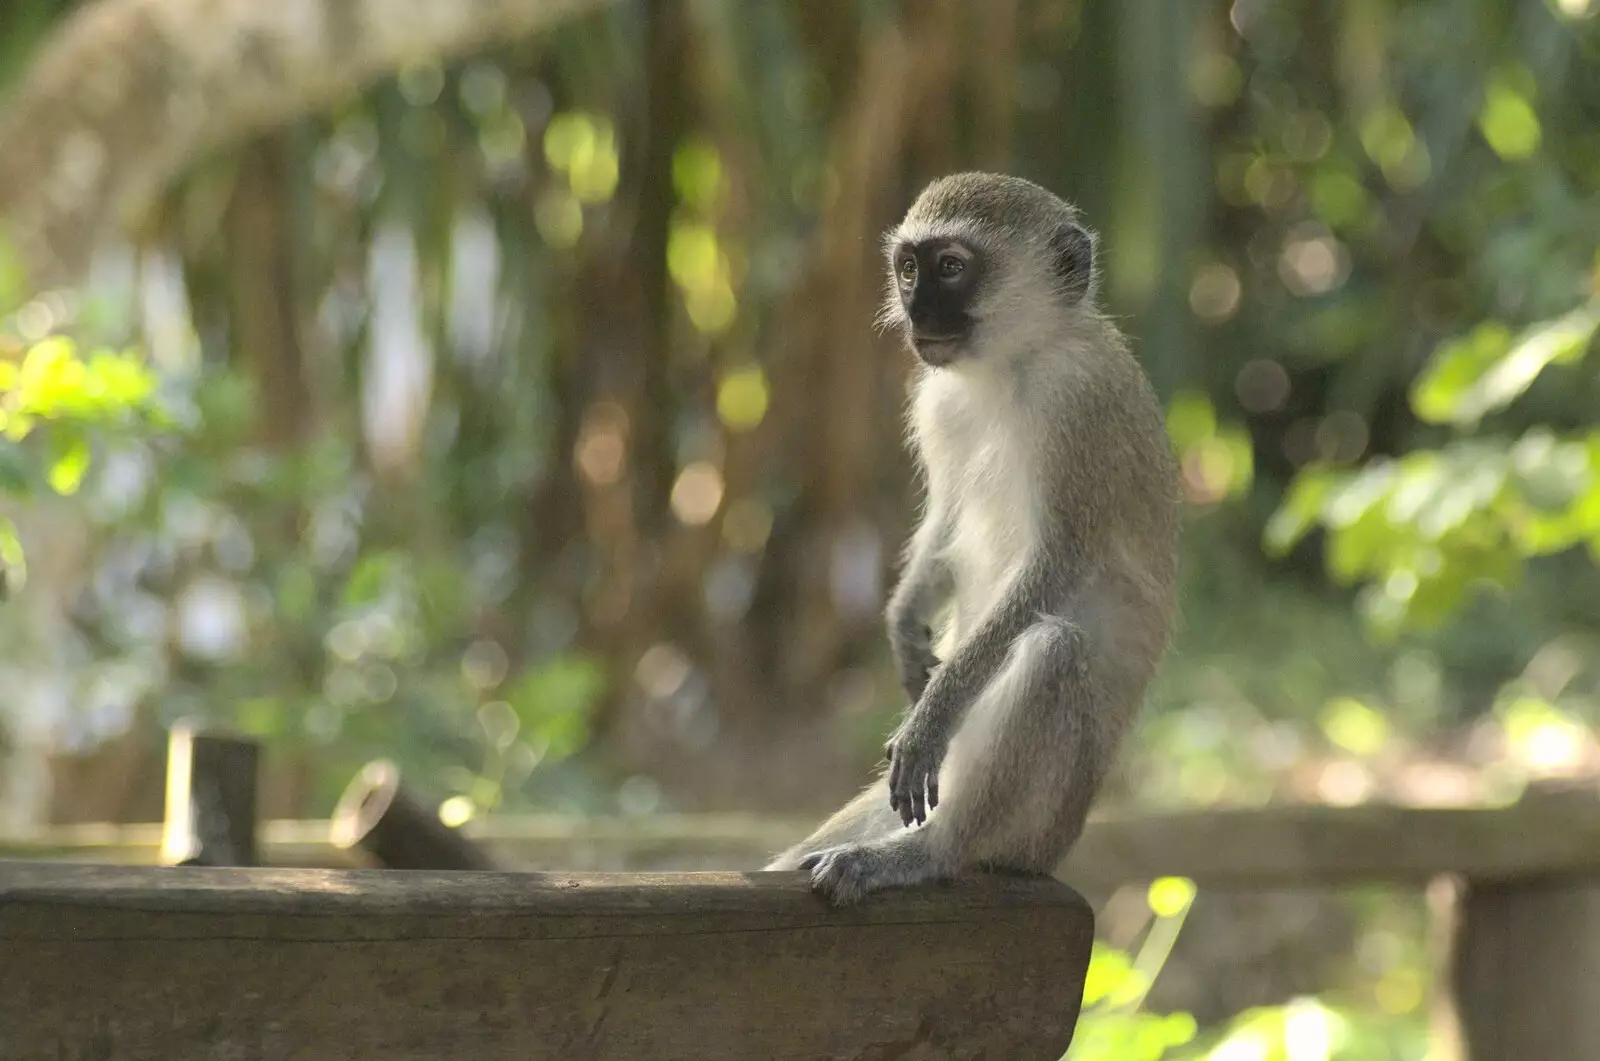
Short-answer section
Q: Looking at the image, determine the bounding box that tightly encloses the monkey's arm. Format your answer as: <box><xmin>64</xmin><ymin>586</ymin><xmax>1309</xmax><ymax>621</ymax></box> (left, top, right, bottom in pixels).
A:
<box><xmin>884</xmin><ymin>505</ymin><xmax>954</xmax><ymax>702</ymax></box>
<box><xmin>885</xmin><ymin>557</ymin><xmax>1070</xmax><ymax>825</ymax></box>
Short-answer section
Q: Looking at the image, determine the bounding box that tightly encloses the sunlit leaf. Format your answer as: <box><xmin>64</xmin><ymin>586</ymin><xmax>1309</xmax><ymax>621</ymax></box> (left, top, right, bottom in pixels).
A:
<box><xmin>534</xmin><ymin>189</ymin><xmax>583</xmax><ymax>248</ymax></box>
<box><xmin>1359</xmin><ymin>105</ymin><xmax>1415</xmax><ymax>173</ymax></box>
<box><xmin>1409</xmin><ymin>322</ymin><xmax>1512</xmax><ymax>424</ymax></box>
<box><xmin>668</xmin><ymin>222</ymin><xmax>720</xmax><ymax>292</ymax></box>
<box><xmin>686</xmin><ymin>281</ymin><xmax>737</xmax><ymax>334</ymax></box>
<box><xmin>1416</xmin><ymin>304</ymin><xmax>1599</xmax><ymax>426</ymax></box>
<box><xmin>343</xmin><ymin>552</ymin><xmax>400</xmax><ymax>607</ymax></box>
<box><xmin>438</xmin><ymin>795</ymin><xmax>475</xmax><ymax>827</ymax></box>
<box><xmin>1146</xmin><ymin>876</ymin><xmax>1196</xmax><ymax>918</ymax></box>
<box><xmin>717</xmin><ymin>365</ymin><xmax>769</xmax><ymax>431</ymax></box>
<box><xmin>1081</xmin><ymin>945</ymin><xmax>1138</xmax><ymax>1007</ymax></box>
<box><xmin>236</xmin><ymin>698</ymin><xmax>287</xmax><ymax>738</ymax></box>
<box><xmin>543</xmin><ymin>111</ymin><xmax>595</xmax><ymax>171</ymax></box>
<box><xmin>1479</xmin><ymin>81</ymin><xmax>1541</xmax><ymax>160</ymax></box>
<box><xmin>1308</xmin><ymin>169</ymin><xmax>1373</xmax><ymax>232</ymax></box>
<box><xmin>1161</xmin><ymin>1012</ymin><xmax>1197</xmax><ymax>1047</ymax></box>
<box><xmin>276</xmin><ymin>561</ymin><xmax>321</xmax><ymax>624</ymax></box>
<box><xmin>506</xmin><ymin>655</ymin><xmax>606</xmax><ymax>761</ymax></box>
<box><xmin>1319</xmin><ymin>697</ymin><xmax>1389</xmax><ymax>756</ymax></box>
<box><xmin>46</xmin><ymin>434</ymin><xmax>89</xmax><ymax>495</ymax></box>
<box><xmin>673</xmin><ymin>137</ymin><xmax>725</xmax><ymax>212</ymax></box>
<box><xmin>1164</xmin><ymin>391</ymin><xmax>1217</xmax><ymax>450</ymax></box>
<box><xmin>1264</xmin><ymin>466</ymin><xmax>1341</xmax><ymax>555</ymax></box>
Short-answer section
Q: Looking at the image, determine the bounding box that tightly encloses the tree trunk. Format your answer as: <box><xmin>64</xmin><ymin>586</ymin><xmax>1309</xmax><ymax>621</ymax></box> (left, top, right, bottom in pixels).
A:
<box><xmin>0</xmin><ymin>0</ymin><xmax>618</xmax><ymax>291</ymax></box>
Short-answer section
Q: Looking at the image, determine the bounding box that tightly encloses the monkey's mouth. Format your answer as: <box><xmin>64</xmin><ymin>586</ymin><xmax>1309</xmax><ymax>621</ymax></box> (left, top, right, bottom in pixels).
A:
<box><xmin>909</xmin><ymin>331</ymin><xmax>968</xmax><ymax>366</ymax></box>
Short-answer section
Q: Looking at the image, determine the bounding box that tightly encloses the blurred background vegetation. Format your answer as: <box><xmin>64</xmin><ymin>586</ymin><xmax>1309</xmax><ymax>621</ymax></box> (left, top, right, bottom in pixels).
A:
<box><xmin>4</xmin><ymin>0</ymin><xmax>1600</xmax><ymax>1057</ymax></box>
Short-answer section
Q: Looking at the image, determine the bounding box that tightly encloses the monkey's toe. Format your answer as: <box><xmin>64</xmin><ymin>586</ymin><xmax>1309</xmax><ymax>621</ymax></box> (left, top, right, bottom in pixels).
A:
<box><xmin>809</xmin><ymin>847</ymin><xmax>874</xmax><ymax>907</ymax></box>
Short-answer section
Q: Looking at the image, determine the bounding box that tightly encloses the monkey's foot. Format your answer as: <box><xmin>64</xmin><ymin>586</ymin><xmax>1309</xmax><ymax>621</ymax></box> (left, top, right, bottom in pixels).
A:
<box><xmin>801</xmin><ymin>835</ymin><xmax>945</xmax><ymax>907</ymax></box>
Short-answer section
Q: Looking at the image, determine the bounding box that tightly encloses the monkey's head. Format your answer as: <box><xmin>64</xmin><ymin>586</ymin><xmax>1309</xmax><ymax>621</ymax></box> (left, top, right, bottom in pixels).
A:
<box><xmin>880</xmin><ymin>172</ymin><xmax>1098</xmax><ymax>369</ymax></box>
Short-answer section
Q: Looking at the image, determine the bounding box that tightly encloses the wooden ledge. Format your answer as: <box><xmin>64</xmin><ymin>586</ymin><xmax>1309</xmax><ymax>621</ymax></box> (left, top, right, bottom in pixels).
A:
<box><xmin>0</xmin><ymin>863</ymin><xmax>1094</xmax><ymax>1060</ymax></box>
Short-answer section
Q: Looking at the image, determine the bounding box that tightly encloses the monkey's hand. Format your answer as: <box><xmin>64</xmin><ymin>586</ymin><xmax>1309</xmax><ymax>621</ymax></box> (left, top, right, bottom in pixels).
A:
<box><xmin>888</xmin><ymin>620</ymin><xmax>941</xmax><ymax>703</ymax></box>
<box><xmin>884</xmin><ymin>711</ymin><xmax>948</xmax><ymax>827</ymax></box>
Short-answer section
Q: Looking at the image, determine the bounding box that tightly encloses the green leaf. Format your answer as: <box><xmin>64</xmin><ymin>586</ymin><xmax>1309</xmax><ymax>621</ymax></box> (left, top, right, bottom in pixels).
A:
<box><xmin>1319</xmin><ymin>697</ymin><xmax>1390</xmax><ymax>756</ymax></box>
<box><xmin>275</xmin><ymin>561</ymin><xmax>321</xmax><ymax>625</ymax></box>
<box><xmin>1409</xmin><ymin>322</ymin><xmax>1511</xmax><ymax>425</ymax></box>
<box><xmin>1412</xmin><ymin>304</ymin><xmax>1600</xmax><ymax>426</ymax></box>
<box><xmin>1164</xmin><ymin>391</ymin><xmax>1217</xmax><ymax>450</ymax></box>
<box><xmin>1081</xmin><ymin>945</ymin><xmax>1138</xmax><ymax>1008</ymax></box>
<box><xmin>343</xmin><ymin>552</ymin><xmax>400</xmax><ymax>607</ymax></box>
<box><xmin>46</xmin><ymin>434</ymin><xmax>90</xmax><ymax>495</ymax></box>
<box><xmin>1160</xmin><ymin>1013</ymin><xmax>1198</xmax><ymax>1047</ymax></box>
<box><xmin>506</xmin><ymin>654</ymin><xmax>606</xmax><ymax>760</ymax></box>
<box><xmin>1147</xmin><ymin>876</ymin><xmax>1196</xmax><ymax>918</ymax></box>
<box><xmin>1478</xmin><ymin>79</ymin><xmax>1541</xmax><ymax>160</ymax></box>
<box><xmin>235</xmin><ymin>698</ymin><xmax>288</xmax><ymax>738</ymax></box>
<box><xmin>1265</xmin><ymin>466</ymin><xmax>1341</xmax><ymax>556</ymax></box>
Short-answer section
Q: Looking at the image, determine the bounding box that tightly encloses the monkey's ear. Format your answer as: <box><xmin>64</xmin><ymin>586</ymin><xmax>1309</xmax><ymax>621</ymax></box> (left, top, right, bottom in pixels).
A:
<box><xmin>1048</xmin><ymin>222</ymin><xmax>1096</xmax><ymax>305</ymax></box>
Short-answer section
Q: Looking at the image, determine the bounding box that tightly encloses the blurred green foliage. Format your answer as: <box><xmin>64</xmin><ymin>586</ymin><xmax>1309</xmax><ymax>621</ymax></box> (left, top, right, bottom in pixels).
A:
<box><xmin>1068</xmin><ymin>877</ymin><xmax>1427</xmax><ymax>1061</ymax></box>
<box><xmin>1269</xmin><ymin>297</ymin><xmax>1600</xmax><ymax>638</ymax></box>
<box><xmin>0</xmin><ymin>256</ymin><xmax>171</xmax><ymax>594</ymax></box>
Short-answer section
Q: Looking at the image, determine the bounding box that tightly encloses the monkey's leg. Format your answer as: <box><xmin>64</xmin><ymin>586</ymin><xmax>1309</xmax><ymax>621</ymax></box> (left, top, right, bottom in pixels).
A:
<box><xmin>807</xmin><ymin>617</ymin><xmax>1113</xmax><ymax>905</ymax></box>
<box><xmin>762</xmin><ymin>780</ymin><xmax>905</xmax><ymax>871</ymax></box>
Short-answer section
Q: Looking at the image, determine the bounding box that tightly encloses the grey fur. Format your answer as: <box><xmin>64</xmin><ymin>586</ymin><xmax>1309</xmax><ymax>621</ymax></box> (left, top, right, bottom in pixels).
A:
<box><xmin>767</xmin><ymin>173</ymin><xmax>1181</xmax><ymax>906</ymax></box>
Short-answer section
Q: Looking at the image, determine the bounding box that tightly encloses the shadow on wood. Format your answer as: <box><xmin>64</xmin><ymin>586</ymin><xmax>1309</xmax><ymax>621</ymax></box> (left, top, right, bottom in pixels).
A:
<box><xmin>0</xmin><ymin>862</ymin><xmax>1093</xmax><ymax>1061</ymax></box>
<box><xmin>329</xmin><ymin>759</ymin><xmax>497</xmax><ymax>870</ymax></box>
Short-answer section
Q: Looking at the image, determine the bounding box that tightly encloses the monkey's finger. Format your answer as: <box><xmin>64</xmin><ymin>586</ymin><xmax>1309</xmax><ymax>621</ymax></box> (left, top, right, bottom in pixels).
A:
<box><xmin>928</xmin><ymin>774</ymin><xmax>939</xmax><ymax>809</ymax></box>
<box><xmin>887</xmin><ymin>756</ymin><xmax>903</xmax><ymax>809</ymax></box>
<box><xmin>911</xmin><ymin>777</ymin><xmax>926</xmax><ymax>826</ymax></box>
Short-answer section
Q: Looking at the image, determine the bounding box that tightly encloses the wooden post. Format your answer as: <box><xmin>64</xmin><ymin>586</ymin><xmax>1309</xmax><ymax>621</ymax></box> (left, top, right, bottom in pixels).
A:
<box><xmin>159</xmin><ymin>722</ymin><xmax>259</xmax><ymax>867</ymax></box>
<box><xmin>0</xmin><ymin>863</ymin><xmax>1096</xmax><ymax>1060</ymax></box>
<box><xmin>1448</xmin><ymin>783</ymin><xmax>1600</xmax><ymax>1061</ymax></box>
<box><xmin>329</xmin><ymin>759</ymin><xmax>495</xmax><ymax>870</ymax></box>
<box><xmin>1449</xmin><ymin>879</ymin><xmax>1600</xmax><ymax>1061</ymax></box>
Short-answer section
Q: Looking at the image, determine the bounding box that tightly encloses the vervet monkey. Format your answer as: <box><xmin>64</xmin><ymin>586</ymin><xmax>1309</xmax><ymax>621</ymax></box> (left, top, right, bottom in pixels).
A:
<box><xmin>766</xmin><ymin>173</ymin><xmax>1181</xmax><ymax>906</ymax></box>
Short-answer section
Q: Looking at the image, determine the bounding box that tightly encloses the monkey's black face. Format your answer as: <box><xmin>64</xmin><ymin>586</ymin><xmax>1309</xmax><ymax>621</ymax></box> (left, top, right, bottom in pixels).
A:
<box><xmin>891</xmin><ymin>238</ymin><xmax>984</xmax><ymax>367</ymax></box>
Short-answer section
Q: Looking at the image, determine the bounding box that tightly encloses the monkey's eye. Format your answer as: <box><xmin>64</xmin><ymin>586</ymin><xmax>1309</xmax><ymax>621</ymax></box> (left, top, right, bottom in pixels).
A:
<box><xmin>937</xmin><ymin>253</ymin><xmax>965</xmax><ymax>279</ymax></box>
<box><xmin>898</xmin><ymin>257</ymin><xmax>917</xmax><ymax>284</ymax></box>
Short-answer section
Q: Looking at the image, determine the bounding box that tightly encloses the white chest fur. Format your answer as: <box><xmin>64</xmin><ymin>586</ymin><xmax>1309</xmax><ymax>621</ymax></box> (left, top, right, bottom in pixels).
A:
<box><xmin>911</xmin><ymin>369</ymin><xmax>1040</xmax><ymax>652</ymax></box>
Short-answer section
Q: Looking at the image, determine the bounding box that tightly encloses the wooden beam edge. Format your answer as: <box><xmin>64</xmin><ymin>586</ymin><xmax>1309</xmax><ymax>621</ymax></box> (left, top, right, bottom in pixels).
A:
<box><xmin>0</xmin><ymin>862</ymin><xmax>1094</xmax><ymax>931</ymax></box>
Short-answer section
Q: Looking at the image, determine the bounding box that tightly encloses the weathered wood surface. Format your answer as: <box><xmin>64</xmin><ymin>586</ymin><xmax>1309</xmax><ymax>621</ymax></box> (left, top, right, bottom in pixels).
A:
<box><xmin>159</xmin><ymin>724</ymin><xmax>260</xmax><ymax>866</ymax></box>
<box><xmin>1062</xmin><ymin>789</ymin><xmax>1600</xmax><ymax>888</ymax></box>
<box><xmin>1449</xmin><ymin>878</ymin><xmax>1600</xmax><ymax>1061</ymax></box>
<box><xmin>0</xmin><ymin>862</ymin><xmax>1094</xmax><ymax>1061</ymax></box>
<box><xmin>330</xmin><ymin>759</ymin><xmax>497</xmax><ymax>870</ymax></box>
<box><xmin>10</xmin><ymin>793</ymin><xmax>1600</xmax><ymax>886</ymax></box>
